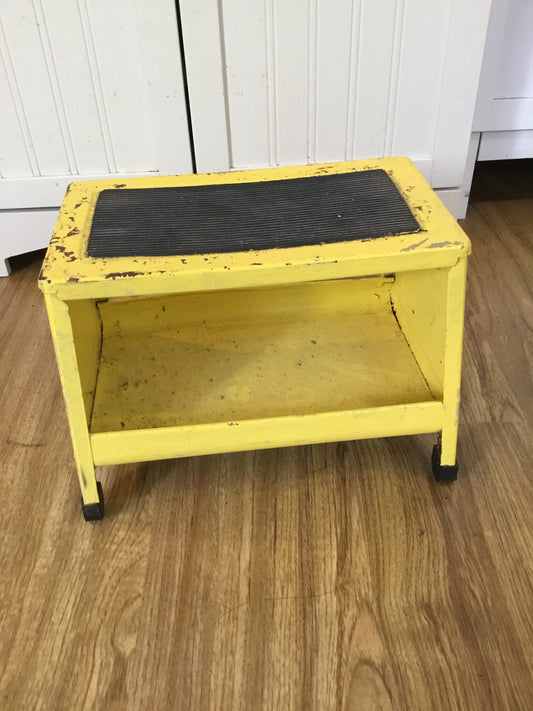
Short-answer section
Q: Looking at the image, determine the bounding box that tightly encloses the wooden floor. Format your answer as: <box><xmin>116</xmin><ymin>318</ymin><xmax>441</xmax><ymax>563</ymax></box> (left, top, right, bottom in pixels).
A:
<box><xmin>1</xmin><ymin>160</ymin><xmax>532</xmax><ymax>710</ymax></box>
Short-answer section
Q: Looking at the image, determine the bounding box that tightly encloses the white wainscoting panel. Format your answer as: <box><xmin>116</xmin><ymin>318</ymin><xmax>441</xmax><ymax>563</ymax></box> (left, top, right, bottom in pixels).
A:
<box><xmin>474</xmin><ymin>0</ymin><xmax>533</xmax><ymax>133</ymax></box>
<box><xmin>182</xmin><ymin>0</ymin><xmax>491</xmax><ymax>191</ymax></box>
<box><xmin>0</xmin><ymin>0</ymin><xmax>192</xmax><ymax>269</ymax></box>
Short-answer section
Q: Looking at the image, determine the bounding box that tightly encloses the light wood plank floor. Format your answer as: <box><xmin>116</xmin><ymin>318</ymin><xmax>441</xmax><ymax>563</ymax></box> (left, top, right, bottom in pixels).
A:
<box><xmin>1</xmin><ymin>161</ymin><xmax>532</xmax><ymax>710</ymax></box>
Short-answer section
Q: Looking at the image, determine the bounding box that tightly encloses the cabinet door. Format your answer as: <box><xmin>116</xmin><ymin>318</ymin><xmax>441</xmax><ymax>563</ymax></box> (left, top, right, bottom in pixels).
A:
<box><xmin>473</xmin><ymin>0</ymin><xmax>533</xmax><ymax>160</ymax></box>
<box><xmin>180</xmin><ymin>0</ymin><xmax>491</xmax><ymax>189</ymax></box>
<box><xmin>0</xmin><ymin>0</ymin><xmax>192</xmax><ymax>210</ymax></box>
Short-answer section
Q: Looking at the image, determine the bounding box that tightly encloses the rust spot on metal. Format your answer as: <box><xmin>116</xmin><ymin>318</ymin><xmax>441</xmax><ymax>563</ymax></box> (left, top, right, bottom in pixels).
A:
<box><xmin>228</xmin><ymin>422</ymin><xmax>239</xmax><ymax>426</ymax></box>
<box><xmin>55</xmin><ymin>245</ymin><xmax>76</xmax><ymax>260</ymax></box>
<box><xmin>67</xmin><ymin>276</ymin><xmax>80</xmax><ymax>283</ymax></box>
<box><xmin>69</xmin><ymin>216</ymin><xmax>75</xmax><ymax>222</ymax></box>
<box><xmin>114</xmin><ymin>184</ymin><xmax>126</xmax><ymax>188</ymax></box>
<box><xmin>181</xmin><ymin>259</ymin><xmax>187</xmax><ymax>264</ymax></box>
<box><xmin>251</xmin><ymin>262</ymin><xmax>262</xmax><ymax>265</ymax></box>
<box><xmin>74</xmin><ymin>203</ymin><xmax>82</xmax><ymax>209</ymax></box>
<box><xmin>105</xmin><ymin>271</ymin><xmax>143</xmax><ymax>279</ymax></box>
<box><xmin>401</xmin><ymin>237</ymin><xmax>428</xmax><ymax>252</ymax></box>
<box><xmin>66</xmin><ymin>228</ymin><xmax>80</xmax><ymax>237</ymax></box>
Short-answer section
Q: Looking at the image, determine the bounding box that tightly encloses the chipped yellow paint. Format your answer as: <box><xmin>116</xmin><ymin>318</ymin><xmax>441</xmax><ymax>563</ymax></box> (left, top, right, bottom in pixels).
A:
<box><xmin>40</xmin><ymin>157</ymin><xmax>469</xmax><ymax>506</ymax></box>
<box><xmin>38</xmin><ymin>157</ymin><xmax>470</xmax><ymax>301</ymax></box>
<box><xmin>91</xmin><ymin>402</ymin><xmax>445</xmax><ymax>466</ymax></box>
<box><xmin>44</xmin><ymin>293</ymin><xmax>100</xmax><ymax>504</ymax></box>
<box><xmin>391</xmin><ymin>260</ymin><xmax>468</xmax><ymax>466</ymax></box>
<box><xmin>392</xmin><ymin>267</ymin><xmax>450</xmax><ymax>399</ymax></box>
<box><xmin>440</xmin><ymin>258</ymin><xmax>468</xmax><ymax>465</ymax></box>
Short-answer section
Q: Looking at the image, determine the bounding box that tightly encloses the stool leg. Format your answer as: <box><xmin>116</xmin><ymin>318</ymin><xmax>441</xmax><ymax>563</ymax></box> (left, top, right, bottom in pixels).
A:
<box><xmin>432</xmin><ymin>433</ymin><xmax>458</xmax><ymax>482</ymax></box>
<box><xmin>44</xmin><ymin>294</ymin><xmax>104</xmax><ymax>519</ymax></box>
<box><xmin>432</xmin><ymin>258</ymin><xmax>467</xmax><ymax>483</ymax></box>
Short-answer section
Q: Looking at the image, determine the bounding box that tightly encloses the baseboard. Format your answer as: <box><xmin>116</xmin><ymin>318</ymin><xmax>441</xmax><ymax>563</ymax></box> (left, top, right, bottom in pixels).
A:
<box><xmin>0</xmin><ymin>208</ymin><xmax>59</xmax><ymax>277</ymax></box>
<box><xmin>478</xmin><ymin>130</ymin><xmax>533</xmax><ymax>161</ymax></box>
<box><xmin>434</xmin><ymin>188</ymin><xmax>468</xmax><ymax>220</ymax></box>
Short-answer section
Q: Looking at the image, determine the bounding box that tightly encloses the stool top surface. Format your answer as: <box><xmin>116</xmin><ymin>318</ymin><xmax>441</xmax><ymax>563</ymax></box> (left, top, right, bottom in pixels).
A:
<box><xmin>39</xmin><ymin>157</ymin><xmax>471</xmax><ymax>299</ymax></box>
<box><xmin>86</xmin><ymin>169</ymin><xmax>420</xmax><ymax>258</ymax></box>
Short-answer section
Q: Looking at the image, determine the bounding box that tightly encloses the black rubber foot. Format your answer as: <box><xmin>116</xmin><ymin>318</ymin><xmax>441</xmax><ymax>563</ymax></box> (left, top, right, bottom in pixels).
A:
<box><xmin>81</xmin><ymin>481</ymin><xmax>105</xmax><ymax>521</ymax></box>
<box><xmin>432</xmin><ymin>444</ymin><xmax>458</xmax><ymax>483</ymax></box>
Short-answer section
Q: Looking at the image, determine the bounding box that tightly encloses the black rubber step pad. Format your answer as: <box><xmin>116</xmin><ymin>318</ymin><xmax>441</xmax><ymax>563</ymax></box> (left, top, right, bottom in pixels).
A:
<box><xmin>87</xmin><ymin>169</ymin><xmax>420</xmax><ymax>258</ymax></box>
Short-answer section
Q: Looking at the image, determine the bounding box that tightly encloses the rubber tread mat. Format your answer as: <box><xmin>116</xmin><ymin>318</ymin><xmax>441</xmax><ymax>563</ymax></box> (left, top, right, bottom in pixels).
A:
<box><xmin>87</xmin><ymin>169</ymin><xmax>420</xmax><ymax>258</ymax></box>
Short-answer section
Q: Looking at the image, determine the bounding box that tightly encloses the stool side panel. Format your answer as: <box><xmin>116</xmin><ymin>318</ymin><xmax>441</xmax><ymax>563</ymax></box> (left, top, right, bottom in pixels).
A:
<box><xmin>67</xmin><ymin>299</ymin><xmax>102</xmax><ymax>423</ymax></box>
<box><xmin>392</xmin><ymin>267</ymin><xmax>450</xmax><ymax>400</ymax></box>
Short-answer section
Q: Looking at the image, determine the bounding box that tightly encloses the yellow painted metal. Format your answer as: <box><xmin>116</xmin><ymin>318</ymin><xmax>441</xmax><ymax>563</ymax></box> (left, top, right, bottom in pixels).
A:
<box><xmin>91</xmin><ymin>402</ymin><xmax>444</xmax><ymax>466</ymax></box>
<box><xmin>392</xmin><ymin>267</ymin><xmax>450</xmax><ymax>399</ymax></box>
<box><xmin>67</xmin><ymin>299</ymin><xmax>102</xmax><ymax>421</ymax></box>
<box><xmin>39</xmin><ymin>156</ymin><xmax>470</xmax><ymax>499</ymax></box>
<box><xmin>44</xmin><ymin>294</ymin><xmax>99</xmax><ymax>504</ymax></box>
<box><xmin>440</xmin><ymin>258</ymin><xmax>468</xmax><ymax>466</ymax></box>
<box><xmin>38</xmin><ymin>157</ymin><xmax>470</xmax><ymax>302</ymax></box>
<box><xmin>90</xmin><ymin>278</ymin><xmax>434</xmax><ymax>434</ymax></box>
<box><xmin>391</xmin><ymin>260</ymin><xmax>468</xmax><ymax>466</ymax></box>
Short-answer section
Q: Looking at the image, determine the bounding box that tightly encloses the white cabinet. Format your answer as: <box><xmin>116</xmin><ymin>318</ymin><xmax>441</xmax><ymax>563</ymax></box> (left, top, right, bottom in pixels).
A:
<box><xmin>1</xmin><ymin>0</ymin><xmax>493</xmax><ymax>275</ymax></box>
<box><xmin>181</xmin><ymin>0</ymin><xmax>491</xmax><ymax>216</ymax></box>
<box><xmin>473</xmin><ymin>0</ymin><xmax>533</xmax><ymax>161</ymax></box>
<box><xmin>0</xmin><ymin>0</ymin><xmax>192</xmax><ymax>275</ymax></box>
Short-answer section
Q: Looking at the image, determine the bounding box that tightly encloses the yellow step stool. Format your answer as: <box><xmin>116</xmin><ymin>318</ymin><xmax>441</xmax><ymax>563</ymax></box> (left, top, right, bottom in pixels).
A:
<box><xmin>39</xmin><ymin>158</ymin><xmax>470</xmax><ymax>520</ymax></box>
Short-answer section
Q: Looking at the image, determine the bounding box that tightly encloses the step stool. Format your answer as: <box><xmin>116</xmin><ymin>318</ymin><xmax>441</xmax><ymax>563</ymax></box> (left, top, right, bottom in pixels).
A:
<box><xmin>39</xmin><ymin>158</ymin><xmax>470</xmax><ymax>521</ymax></box>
